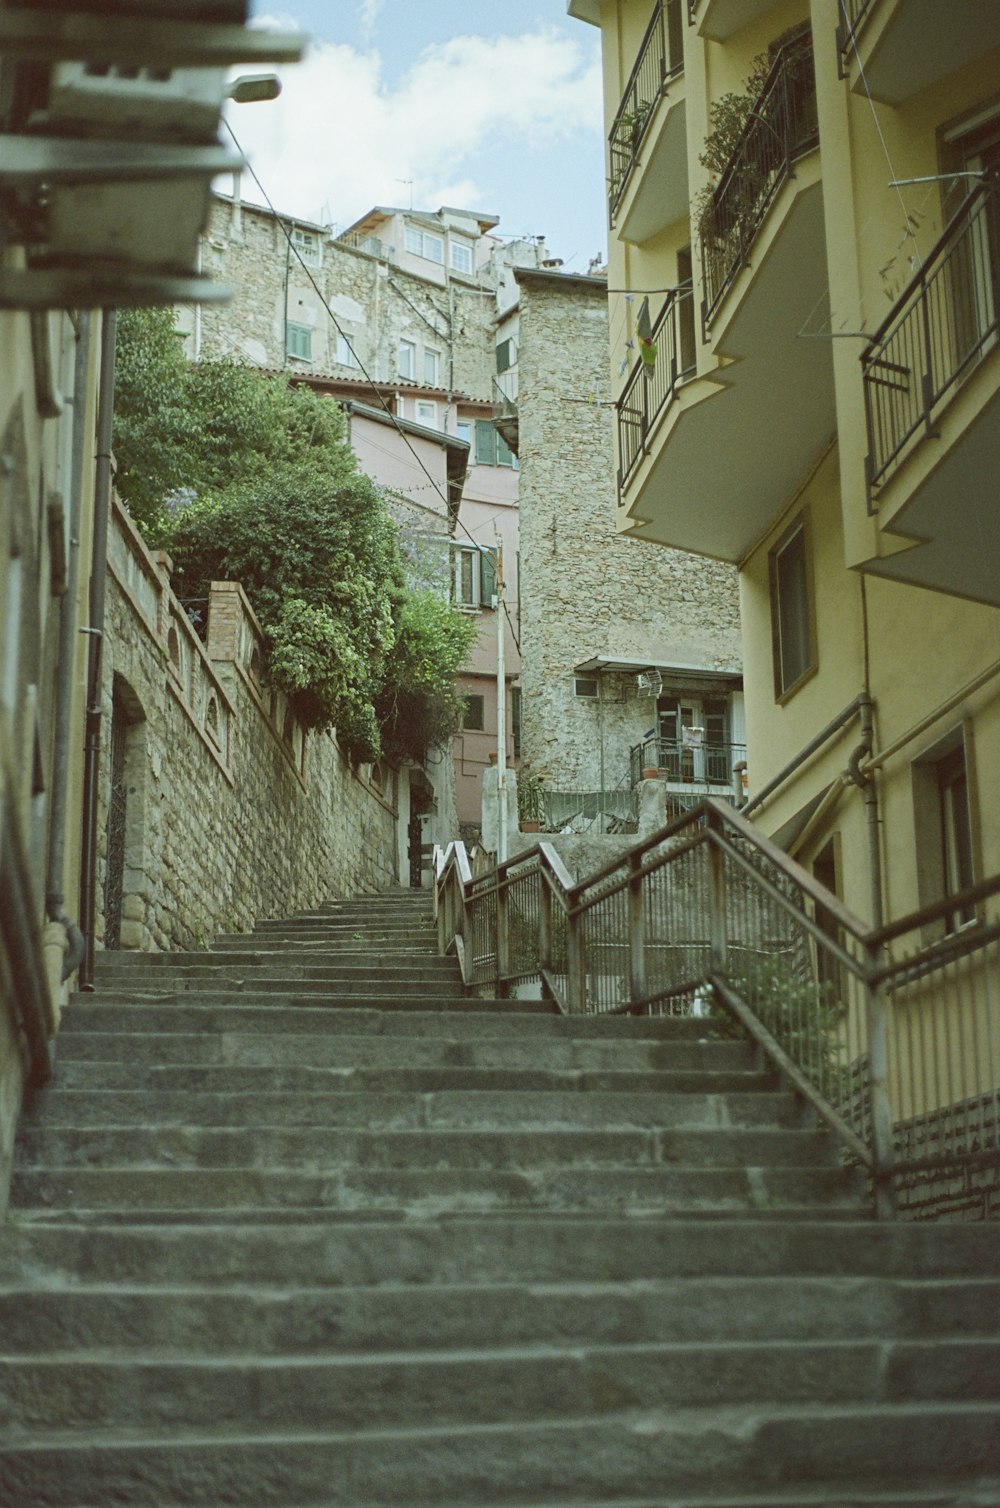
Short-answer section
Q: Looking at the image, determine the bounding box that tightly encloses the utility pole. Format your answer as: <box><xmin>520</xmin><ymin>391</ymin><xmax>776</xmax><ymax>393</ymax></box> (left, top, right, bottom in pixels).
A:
<box><xmin>494</xmin><ymin>538</ymin><xmax>508</xmax><ymax>864</ymax></box>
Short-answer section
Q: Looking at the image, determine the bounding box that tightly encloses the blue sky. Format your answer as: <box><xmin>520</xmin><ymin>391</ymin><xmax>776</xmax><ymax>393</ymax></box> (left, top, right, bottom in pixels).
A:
<box><xmin>234</xmin><ymin>2</ymin><xmax>608</xmax><ymax>269</ymax></box>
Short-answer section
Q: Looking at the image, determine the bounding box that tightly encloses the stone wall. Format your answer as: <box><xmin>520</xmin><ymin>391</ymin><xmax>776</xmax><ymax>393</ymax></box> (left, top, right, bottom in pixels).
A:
<box><xmin>515</xmin><ymin>270</ymin><xmax>742</xmax><ymax>803</ymax></box>
<box><xmin>191</xmin><ymin>197</ymin><xmax>496</xmax><ymax>403</ymax></box>
<box><xmin>98</xmin><ymin>497</ymin><xmax>400</xmax><ymax>954</ymax></box>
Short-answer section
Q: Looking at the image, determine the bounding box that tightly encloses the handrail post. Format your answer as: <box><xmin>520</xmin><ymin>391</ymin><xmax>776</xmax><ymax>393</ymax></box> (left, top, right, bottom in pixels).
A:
<box><xmin>707</xmin><ymin>809</ymin><xmax>728</xmax><ymax>975</ymax></box>
<box><xmin>566</xmin><ymin>902</ymin><xmax>586</xmax><ymax>1014</ymax></box>
<box><xmin>918</xmin><ymin>268</ymin><xmax>936</xmax><ymax>437</ymax></box>
<box><xmin>628</xmin><ymin>849</ymin><xmax>647</xmax><ymax>1003</ymax></box>
<box><xmin>539</xmin><ymin>869</ymin><xmax>553</xmax><ymax>998</ymax></box>
<box><xmin>864</xmin><ymin>940</ymin><xmax>897</xmax><ymax>1219</ymax></box>
<box><xmin>496</xmin><ymin>874</ymin><xmax>510</xmax><ymax>998</ymax></box>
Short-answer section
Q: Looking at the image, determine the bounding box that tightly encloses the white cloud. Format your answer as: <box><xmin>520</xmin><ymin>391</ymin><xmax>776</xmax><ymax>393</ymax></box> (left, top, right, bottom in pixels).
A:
<box><xmin>224</xmin><ymin>26</ymin><xmax>602</xmax><ymax>238</ymax></box>
<box><xmin>358</xmin><ymin>0</ymin><xmax>383</xmax><ymax>41</ymax></box>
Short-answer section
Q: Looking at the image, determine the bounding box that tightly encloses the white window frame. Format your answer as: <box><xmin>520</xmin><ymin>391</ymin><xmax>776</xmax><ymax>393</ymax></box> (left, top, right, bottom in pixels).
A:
<box><xmin>423</xmin><ymin>346</ymin><xmax>441</xmax><ymax>386</ymax></box>
<box><xmin>452</xmin><ymin>545</ymin><xmax>481</xmax><ymax>610</ymax></box>
<box><xmin>291</xmin><ymin>226</ymin><xmax>321</xmax><ymax>266</ymax></box>
<box><xmin>335</xmin><ymin>331</ymin><xmax>360</xmax><ymax>368</ymax></box>
<box><xmin>456</xmin><ymin>419</ymin><xmax>472</xmax><ymax>446</ymax></box>
<box><xmin>450</xmin><ymin>239</ymin><xmax>473</xmax><ymax>274</ymax></box>
<box><xmin>405</xmin><ymin>226</ymin><xmax>445</xmax><ymax>264</ymax></box>
<box><xmin>398</xmin><ymin>339</ymin><xmax>416</xmax><ymax>380</ymax></box>
<box><xmin>415</xmin><ymin>400</ymin><xmax>437</xmax><ymax>428</ymax></box>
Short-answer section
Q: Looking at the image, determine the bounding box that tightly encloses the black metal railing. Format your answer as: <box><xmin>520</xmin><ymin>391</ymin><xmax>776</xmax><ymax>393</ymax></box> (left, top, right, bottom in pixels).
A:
<box><xmin>687</xmin><ymin>0</ymin><xmax>701</xmax><ymax>20</ymax></box>
<box><xmin>616</xmin><ymin>285</ymin><xmax>696</xmax><ymax>492</ymax></box>
<box><xmin>629</xmin><ymin>737</ymin><xmax>746</xmax><ymax>791</ymax></box>
<box><xmin>862</xmin><ymin>177</ymin><xmax>1000</xmax><ymax>498</ymax></box>
<box><xmin>700</xmin><ymin>31</ymin><xmax>818</xmax><ymax>325</ymax></box>
<box><xmin>608</xmin><ymin>0</ymin><xmax>684</xmax><ymax>226</ymax></box>
<box><xmin>836</xmin><ymin>0</ymin><xmax>878</xmax><ymax>56</ymax></box>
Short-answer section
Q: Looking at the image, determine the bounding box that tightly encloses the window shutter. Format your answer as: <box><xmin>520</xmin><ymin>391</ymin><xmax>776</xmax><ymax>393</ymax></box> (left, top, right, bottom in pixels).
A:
<box><xmin>480</xmin><ymin>547</ymin><xmax>497</xmax><ymax>606</ymax></box>
<box><xmin>475</xmin><ymin>420</ymin><xmax>497</xmax><ymax>466</ymax></box>
<box><xmin>497</xmin><ymin>433</ymin><xmax>515</xmax><ymax>468</ymax></box>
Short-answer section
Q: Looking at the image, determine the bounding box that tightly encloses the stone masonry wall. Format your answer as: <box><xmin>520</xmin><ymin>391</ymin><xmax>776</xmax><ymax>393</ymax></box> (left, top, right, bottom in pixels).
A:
<box><xmin>516</xmin><ymin>273</ymin><xmax>741</xmax><ymax>798</ymax></box>
<box><xmin>194</xmin><ymin>198</ymin><xmax>496</xmax><ymax>402</ymax></box>
<box><xmin>99</xmin><ymin>497</ymin><xmax>398</xmax><ymax>954</ymax></box>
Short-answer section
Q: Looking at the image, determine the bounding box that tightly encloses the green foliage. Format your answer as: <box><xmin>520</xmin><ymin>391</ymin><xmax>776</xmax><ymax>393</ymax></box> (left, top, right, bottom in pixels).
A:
<box><xmin>517</xmin><ymin>766</ymin><xmax>546</xmax><ymax>825</ymax></box>
<box><xmin>114</xmin><ymin>310</ymin><xmax>473</xmax><ymax>767</ymax></box>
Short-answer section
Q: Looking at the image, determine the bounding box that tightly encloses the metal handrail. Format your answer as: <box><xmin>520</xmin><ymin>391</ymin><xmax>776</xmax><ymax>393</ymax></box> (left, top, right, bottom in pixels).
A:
<box><xmin>700</xmin><ymin>31</ymin><xmax>818</xmax><ymax>325</ymax></box>
<box><xmin>862</xmin><ymin>176</ymin><xmax>1000</xmax><ymax>498</ymax></box>
<box><xmin>436</xmin><ymin>795</ymin><xmax>1000</xmax><ymax>1220</ymax></box>
<box><xmin>837</xmin><ymin>0</ymin><xmax>878</xmax><ymax>54</ymax></box>
<box><xmin>629</xmin><ymin>736</ymin><xmax>746</xmax><ymax>790</ymax></box>
<box><xmin>616</xmin><ymin>284</ymin><xmax>696</xmax><ymax>493</ymax></box>
<box><xmin>608</xmin><ymin>0</ymin><xmax>684</xmax><ymax>226</ymax></box>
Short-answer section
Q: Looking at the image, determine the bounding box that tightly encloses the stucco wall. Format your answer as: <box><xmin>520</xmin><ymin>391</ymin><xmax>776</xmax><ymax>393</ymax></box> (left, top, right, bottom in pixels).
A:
<box><xmin>515</xmin><ymin>272</ymin><xmax>741</xmax><ymax>800</ymax></box>
<box><xmin>96</xmin><ymin>499</ymin><xmax>400</xmax><ymax>956</ymax></box>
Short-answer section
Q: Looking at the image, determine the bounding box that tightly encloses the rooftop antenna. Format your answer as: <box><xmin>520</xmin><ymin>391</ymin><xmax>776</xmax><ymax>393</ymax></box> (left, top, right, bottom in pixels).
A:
<box><xmin>396</xmin><ymin>178</ymin><xmax>414</xmax><ymax>210</ymax></box>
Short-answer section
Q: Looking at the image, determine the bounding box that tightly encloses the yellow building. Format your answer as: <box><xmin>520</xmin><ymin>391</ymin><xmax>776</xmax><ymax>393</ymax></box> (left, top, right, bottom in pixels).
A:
<box><xmin>571</xmin><ymin>0</ymin><xmax>1000</xmax><ymax>1211</ymax></box>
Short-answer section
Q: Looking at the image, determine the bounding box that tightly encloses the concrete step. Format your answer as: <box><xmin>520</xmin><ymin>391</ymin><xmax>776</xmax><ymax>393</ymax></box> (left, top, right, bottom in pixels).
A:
<box><xmin>1</xmin><ymin>1404</ymin><xmax>998</xmax><ymax>1505</ymax></box>
<box><xmin>18</xmin><ymin>1088</ymin><xmax>810</xmax><ymax>1131</ymax></box>
<box><xmin>51</xmin><ymin>1028</ymin><xmax>761</xmax><ymax>1073</ymax></box>
<box><xmin>3</xmin><ymin>1275</ymin><xmax>996</xmax><ymax>1356</ymax></box>
<box><xmin>4</xmin><ymin>1219</ymin><xmax>998</xmax><ymax>1288</ymax></box>
<box><xmin>6</xmin><ymin>1161</ymin><xmax>871</xmax><ymax>1219</ymax></box>
<box><xmin>5</xmin><ymin>1339</ymin><xmax>999</xmax><ymax>1437</ymax></box>
<box><xmin>15</xmin><ymin>1125</ymin><xmax>841</xmax><ymax>1174</ymax></box>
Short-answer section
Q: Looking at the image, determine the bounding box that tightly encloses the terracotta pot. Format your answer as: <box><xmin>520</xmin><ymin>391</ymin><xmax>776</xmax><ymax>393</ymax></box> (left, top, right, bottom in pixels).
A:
<box><xmin>520</xmin><ymin>820</ymin><xmax>541</xmax><ymax>832</ymax></box>
<box><xmin>642</xmin><ymin>767</ymin><xmax>659</xmax><ymax>780</ymax></box>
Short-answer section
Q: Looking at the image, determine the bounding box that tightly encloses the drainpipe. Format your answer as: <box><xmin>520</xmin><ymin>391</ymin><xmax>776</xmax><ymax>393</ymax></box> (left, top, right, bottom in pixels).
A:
<box><xmin>77</xmin><ymin>309</ymin><xmax>117</xmax><ymax>991</ymax></box>
<box><xmin>44</xmin><ymin>312</ymin><xmax>91</xmax><ymax>982</ymax></box>
<box><xmin>846</xmin><ymin>692</ymin><xmax>884</xmax><ymax>930</ymax></box>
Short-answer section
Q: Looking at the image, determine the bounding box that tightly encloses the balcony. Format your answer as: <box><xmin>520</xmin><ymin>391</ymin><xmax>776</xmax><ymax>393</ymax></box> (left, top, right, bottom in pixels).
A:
<box><xmin>859</xmin><ymin>177</ymin><xmax>1000</xmax><ymax>605</ymax></box>
<box><xmin>608</xmin><ymin>0</ymin><xmax>687</xmax><ymax>241</ymax></box>
<box><xmin>492</xmin><ymin>377</ymin><xmax>519</xmax><ymax>457</ymax></box>
<box><xmin>694</xmin><ymin>0</ymin><xmax>784</xmax><ymax>43</ymax></box>
<box><xmin>701</xmin><ymin>30</ymin><xmax>818</xmax><ymax>326</ymax></box>
<box><xmin>837</xmin><ymin>0</ymin><xmax>1000</xmax><ymax>104</ymax></box>
<box><xmin>617</xmin><ymin>285</ymin><xmax>696</xmax><ymax>492</ymax></box>
<box><xmin>629</xmin><ymin>736</ymin><xmax>746</xmax><ymax>804</ymax></box>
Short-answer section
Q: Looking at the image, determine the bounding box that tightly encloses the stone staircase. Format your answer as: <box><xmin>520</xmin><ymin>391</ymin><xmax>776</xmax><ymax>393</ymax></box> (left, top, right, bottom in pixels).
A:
<box><xmin>2</xmin><ymin>886</ymin><xmax>999</xmax><ymax>1505</ymax></box>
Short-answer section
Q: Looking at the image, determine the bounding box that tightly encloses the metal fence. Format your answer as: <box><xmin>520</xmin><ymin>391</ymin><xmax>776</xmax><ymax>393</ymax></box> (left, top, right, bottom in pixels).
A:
<box><xmin>629</xmin><ymin>736</ymin><xmax>746</xmax><ymax>792</ymax></box>
<box><xmin>436</xmin><ymin>798</ymin><xmax>1000</xmax><ymax>1220</ymax></box>
<box><xmin>616</xmin><ymin>285</ymin><xmax>696</xmax><ymax>493</ymax></box>
<box><xmin>608</xmin><ymin>0</ymin><xmax>684</xmax><ymax>226</ymax></box>
<box><xmin>862</xmin><ymin>178</ymin><xmax>1000</xmax><ymax>498</ymax></box>
<box><xmin>700</xmin><ymin>31</ymin><xmax>818</xmax><ymax>325</ymax></box>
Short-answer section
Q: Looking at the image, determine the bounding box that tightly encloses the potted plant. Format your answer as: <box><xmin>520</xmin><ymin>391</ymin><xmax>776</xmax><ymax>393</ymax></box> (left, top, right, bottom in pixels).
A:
<box><xmin>517</xmin><ymin>766</ymin><xmax>546</xmax><ymax>832</ymax></box>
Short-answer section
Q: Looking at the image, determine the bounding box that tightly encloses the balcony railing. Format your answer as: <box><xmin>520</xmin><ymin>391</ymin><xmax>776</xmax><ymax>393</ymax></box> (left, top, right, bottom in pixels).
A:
<box><xmin>608</xmin><ymin>0</ymin><xmax>684</xmax><ymax>227</ymax></box>
<box><xmin>700</xmin><ymin>31</ymin><xmax>818</xmax><ymax>325</ymax></box>
<box><xmin>687</xmin><ymin>0</ymin><xmax>701</xmax><ymax>20</ymax></box>
<box><xmin>629</xmin><ymin>736</ymin><xmax>746</xmax><ymax>792</ymax></box>
<box><xmin>862</xmin><ymin>177</ymin><xmax>1000</xmax><ymax>498</ymax></box>
<box><xmin>616</xmin><ymin>284</ymin><xmax>696</xmax><ymax>492</ymax></box>
<box><xmin>436</xmin><ymin>797</ymin><xmax>1000</xmax><ymax>1221</ymax></box>
<box><xmin>338</xmin><ymin>230</ymin><xmax>384</xmax><ymax>258</ymax></box>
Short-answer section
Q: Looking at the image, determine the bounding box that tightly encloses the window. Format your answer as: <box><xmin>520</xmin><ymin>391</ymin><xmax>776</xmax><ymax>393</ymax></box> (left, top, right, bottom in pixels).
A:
<box><xmin>657</xmin><ymin>695</ymin><xmax>731</xmax><ymax>783</ymax></box>
<box><xmin>461</xmin><ymin>694</ymin><xmax>485</xmax><ymax>732</ymax></box>
<box><xmin>769</xmin><ymin>514</ymin><xmax>815</xmax><ymax>699</ymax></box>
<box><xmin>286</xmin><ymin>322</ymin><xmax>312</xmax><ymax>361</ymax></box>
<box><xmin>574</xmin><ymin>677</ymin><xmax>599</xmax><ymax>699</ymax></box>
<box><xmin>423</xmin><ymin>347</ymin><xmax>441</xmax><ymax>386</ymax></box>
<box><xmin>474</xmin><ymin>419</ymin><xmax>518</xmax><ymax>468</ymax></box>
<box><xmin>404</xmin><ymin>226</ymin><xmax>444</xmax><ymax>264</ymax></box>
<box><xmin>913</xmin><ymin>733</ymin><xmax>978</xmax><ymax>935</ymax></box>
<box><xmin>415</xmin><ymin>400</ymin><xmax>437</xmax><ymax>428</ymax></box>
<box><xmin>452</xmin><ymin>545</ymin><xmax>496</xmax><ymax>609</ymax></box>
<box><xmin>511</xmin><ymin>685</ymin><xmax>522</xmax><ymax>758</ymax></box>
<box><xmin>496</xmin><ymin>337</ymin><xmax>516</xmax><ymax>374</ymax></box>
<box><xmin>456</xmin><ymin>420</ymin><xmax>471</xmax><ymax>446</ymax></box>
<box><xmin>398</xmin><ymin>339</ymin><xmax>416</xmax><ymax>379</ymax></box>
<box><xmin>335</xmin><ymin>332</ymin><xmax>359</xmax><ymax>368</ymax></box>
<box><xmin>291</xmin><ymin>227</ymin><xmax>321</xmax><ymax>266</ymax></box>
<box><xmin>450</xmin><ymin>239</ymin><xmax>473</xmax><ymax>274</ymax></box>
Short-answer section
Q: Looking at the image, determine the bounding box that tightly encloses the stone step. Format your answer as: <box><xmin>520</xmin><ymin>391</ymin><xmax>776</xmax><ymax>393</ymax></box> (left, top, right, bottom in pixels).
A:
<box><xmin>52</xmin><ymin>1029</ymin><xmax>760</xmax><ymax>1073</ymax></box>
<box><xmin>36</xmin><ymin>1064</ymin><xmax>784</xmax><ymax>1097</ymax></box>
<box><xmin>58</xmin><ymin>1002</ymin><xmax>714</xmax><ymax>1040</ymax></box>
<box><xmin>0</xmin><ymin>1403</ymin><xmax>997</xmax><ymax>1505</ymax></box>
<box><xmin>81</xmin><ymin>981</ymin><xmax>543</xmax><ymax>1009</ymax></box>
<box><xmin>4</xmin><ymin>1219</ymin><xmax>997</xmax><ymax>1288</ymax></box>
<box><xmin>3</xmin><ymin>1275</ymin><xmax>995</xmax><ymax>1356</ymax></box>
<box><xmin>4</xmin><ymin>1338</ymin><xmax>998</xmax><ymax>1437</ymax></box>
<box><xmin>18</xmin><ymin>1088</ymin><xmax>809</xmax><ymax>1131</ymax></box>
<box><xmin>15</xmin><ymin>1125</ymin><xmax>840</xmax><ymax>1174</ymax></box>
<box><xmin>8</xmin><ymin>1162</ymin><xmax>869</xmax><ymax>1219</ymax></box>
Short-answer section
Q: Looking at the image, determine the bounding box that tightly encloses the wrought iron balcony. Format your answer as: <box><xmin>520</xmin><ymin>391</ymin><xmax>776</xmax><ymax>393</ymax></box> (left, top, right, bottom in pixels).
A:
<box><xmin>608</xmin><ymin>0</ymin><xmax>684</xmax><ymax>227</ymax></box>
<box><xmin>492</xmin><ymin>378</ymin><xmax>519</xmax><ymax>457</ymax></box>
<box><xmin>836</xmin><ymin>0</ymin><xmax>878</xmax><ymax>55</ymax></box>
<box><xmin>699</xmin><ymin>30</ymin><xmax>817</xmax><ymax>326</ymax></box>
<box><xmin>687</xmin><ymin>1</ymin><xmax>702</xmax><ymax>19</ymax></box>
<box><xmin>862</xmin><ymin>177</ymin><xmax>1000</xmax><ymax>498</ymax></box>
<box><xmin>629</xmin><ymin>736</ymin><xmax>746</xmax><ymax>793</ymax></box>
<box><xmin>616</xmin><ymin>284</ymin><xmax>696</xmax><ymax>493</ymax></box>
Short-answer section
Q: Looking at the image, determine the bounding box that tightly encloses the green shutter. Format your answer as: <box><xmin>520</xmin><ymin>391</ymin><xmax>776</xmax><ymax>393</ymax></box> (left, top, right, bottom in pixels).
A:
<box><xmin>475</xmin><ymin>420</ymin><xmax>497</xmax><ymax>466</ymax></box>
<box><xmin>479</xmin><ymin>547</ymin><xmax>497</xmax><ymax>606</ymax></box>
<box><xmin>497</xmin><ymin>433</ymin><xmax>515</xmax><ymax>468</ymax></box>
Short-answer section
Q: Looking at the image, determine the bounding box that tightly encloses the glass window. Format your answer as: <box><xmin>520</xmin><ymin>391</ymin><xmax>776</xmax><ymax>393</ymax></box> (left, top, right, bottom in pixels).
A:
<box><xmin>415</xmin><ymin>400</ymin><xmax>437</xmax><ymax>428</ymax></box>
<box><xmin>769</xmin><ymin>515</ymin><xmax>815</xmax><ymax>698</ymax></box>
<box><xmin>405</xmin><ymin>226</ymin><xmax>444</xmax><ymax>263</ymax></box>
<box><xmin>451</xmin><ymin>240</ymin><xmax>473</xmax><ymax>274</ymax></box>
<box><xmin>291</xmin><ymin>227</ymin><xmax>320</xmax><ymax>265</ymax></box>
<box><xmin>462</xmin><ymin>694</ymin><xmax>485</xmax><ymax>731</ymax></box>
<box><xmin>335</xmin><ymin>332</ymin><xmax>359</xmax><ymax>368</ymax></box>
<box><xmin>456</xmin><ymin>420</ymin><xmax>471</xmax><ymax>446</ymax></box>
<box><xmin>398</xmin><ymin>339</ymin><xmax>416</xmax><ymax>379</ymax></box>
<box><xmin>424</xmin><ymin>347</ymin><xmax>441</xmax><ymax>386</ymax></box>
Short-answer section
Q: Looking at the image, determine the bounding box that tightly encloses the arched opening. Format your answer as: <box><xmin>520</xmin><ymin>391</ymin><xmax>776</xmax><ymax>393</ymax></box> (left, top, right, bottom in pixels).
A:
<box><xmin>103</xmin><ymin>678</ymin><xmax>146</xmax><ymax>950</ymax></box>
